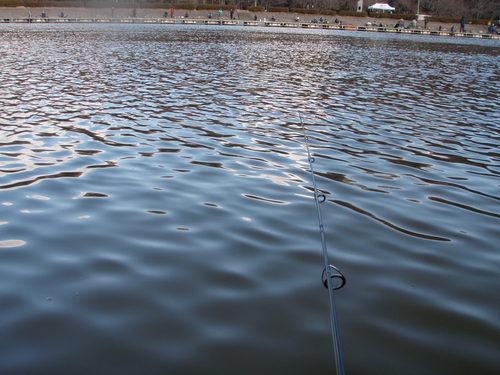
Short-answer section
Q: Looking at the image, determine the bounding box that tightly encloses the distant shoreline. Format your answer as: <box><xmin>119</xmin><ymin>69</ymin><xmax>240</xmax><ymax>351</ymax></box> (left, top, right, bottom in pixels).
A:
<box><xmin>1</xmin><ymin>7</ymin><xmax>498</xmax><ymax>40</ymax></box>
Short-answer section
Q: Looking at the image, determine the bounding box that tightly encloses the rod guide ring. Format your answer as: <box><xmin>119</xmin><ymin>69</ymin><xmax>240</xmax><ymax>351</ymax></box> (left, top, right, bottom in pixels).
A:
<box><xmin>322</xmin><ymin>265</ymin><xmax>346</xmax><ymax>290</ymax></box>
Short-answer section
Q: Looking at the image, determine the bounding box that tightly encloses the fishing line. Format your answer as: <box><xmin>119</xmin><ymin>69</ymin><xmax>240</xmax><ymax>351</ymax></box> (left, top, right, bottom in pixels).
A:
<box><xmin>299</xmin><ymin>114</ymin><xmax>346</xmax><ymax>375</ymax></box>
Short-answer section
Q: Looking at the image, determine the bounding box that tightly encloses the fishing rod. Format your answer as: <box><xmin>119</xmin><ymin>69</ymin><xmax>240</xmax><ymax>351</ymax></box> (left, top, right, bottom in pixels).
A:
<box><xmin>299</xmin><ymin>114</ymin><xmax>346</xmax><ymax>375</ymax></box>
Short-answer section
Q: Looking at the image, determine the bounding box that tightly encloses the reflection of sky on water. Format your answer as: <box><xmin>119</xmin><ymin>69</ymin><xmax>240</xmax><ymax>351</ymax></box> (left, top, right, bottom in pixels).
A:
<box><xmin>0</xmin><ymin>24</ymin><xmax>499</xmax><ymax>375</ymax></box>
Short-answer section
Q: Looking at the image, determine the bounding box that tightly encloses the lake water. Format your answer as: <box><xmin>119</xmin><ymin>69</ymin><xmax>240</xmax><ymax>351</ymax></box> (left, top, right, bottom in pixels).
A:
<box><xmin>0</xmin><ymin>23</ymin><xmax>499</xmax><ymax>374</ymax></box>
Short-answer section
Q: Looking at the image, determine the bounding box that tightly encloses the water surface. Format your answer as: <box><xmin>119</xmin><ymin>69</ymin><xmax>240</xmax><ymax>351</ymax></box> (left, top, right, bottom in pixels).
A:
<box><xmin>1</xmin><ymin>23</ymin><xmax>499</xmax><ymax>374</ymax></box>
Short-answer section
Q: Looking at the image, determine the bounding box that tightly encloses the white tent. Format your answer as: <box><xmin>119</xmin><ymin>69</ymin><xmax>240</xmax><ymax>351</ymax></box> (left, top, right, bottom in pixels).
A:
<box><xmin>368</xmin><ymin>3</ymin><xmax>396</xmax><ymax>12</ymax></box>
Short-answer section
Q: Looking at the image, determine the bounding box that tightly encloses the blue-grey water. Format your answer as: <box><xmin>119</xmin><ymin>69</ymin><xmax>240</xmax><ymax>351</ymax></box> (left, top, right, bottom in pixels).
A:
<box><xmin>0</xmin><ymin>23</ymin><xmax>499</xmax><ymax>374</ymax></box>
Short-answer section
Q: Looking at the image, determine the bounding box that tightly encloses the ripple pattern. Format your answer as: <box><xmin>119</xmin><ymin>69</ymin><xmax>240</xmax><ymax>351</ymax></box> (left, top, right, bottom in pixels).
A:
<box><xmin>1</xmin><ymin>24</ymin><xmax>499</xmax><ymax>374</ymax></box>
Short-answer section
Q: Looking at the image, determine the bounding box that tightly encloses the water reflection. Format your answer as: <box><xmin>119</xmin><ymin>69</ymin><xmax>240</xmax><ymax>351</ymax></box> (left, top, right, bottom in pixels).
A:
<box><xmin>0</xmin><ymin>24</ymin><xmax>499</xmax><ymax>374</ymax></box>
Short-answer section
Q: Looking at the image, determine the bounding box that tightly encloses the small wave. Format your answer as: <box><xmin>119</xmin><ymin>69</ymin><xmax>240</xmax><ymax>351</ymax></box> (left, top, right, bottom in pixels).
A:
<box><xmin>333</xmin><ymin>199</ymin><xmax>451</xmax><ymax>241</ymax></box>
<box><xmin>428</xmin><ymin>196</ymin><xmax>500</xmax><ymax>218</ymax></box>
<box><xmin>0</xmin><ymin>240</ymin><xmax>26</xmax><ymax>248</ymax></box>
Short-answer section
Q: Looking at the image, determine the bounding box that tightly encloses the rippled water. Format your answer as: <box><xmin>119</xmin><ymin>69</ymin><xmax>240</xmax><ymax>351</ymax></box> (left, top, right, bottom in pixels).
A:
<box><xmin>1</xmin><ymin>23</ymin><xmax>499</xmax><ymax>374</ymax></box>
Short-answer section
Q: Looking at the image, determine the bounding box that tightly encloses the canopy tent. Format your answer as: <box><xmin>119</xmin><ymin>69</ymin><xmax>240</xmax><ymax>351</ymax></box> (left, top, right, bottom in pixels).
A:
<box><xmin>368</xmin><ymin>3</ymin><xmax>396</xmax><ymax>12</ymax></box>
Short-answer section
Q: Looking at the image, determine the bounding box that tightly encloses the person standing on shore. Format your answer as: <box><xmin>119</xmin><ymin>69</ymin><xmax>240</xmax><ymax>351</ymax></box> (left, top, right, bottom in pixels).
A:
<box><xmin>460</xmin><ymin>16</ymin><xmax>466</xmax><ymax>32</ymax></box>
<box><xmin>170</xmin><ymin>8</ymin><xmax>175</xmax><ymax>18</ymax></box>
